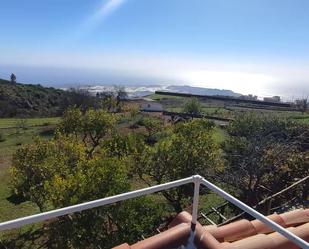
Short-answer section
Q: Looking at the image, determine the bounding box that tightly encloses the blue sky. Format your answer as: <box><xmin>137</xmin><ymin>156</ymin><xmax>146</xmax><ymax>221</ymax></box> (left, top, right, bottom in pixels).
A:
<box><xmin>0</xmin><ymin>0</ymin><xmax>309</xmax><ymax>98</ymax></box>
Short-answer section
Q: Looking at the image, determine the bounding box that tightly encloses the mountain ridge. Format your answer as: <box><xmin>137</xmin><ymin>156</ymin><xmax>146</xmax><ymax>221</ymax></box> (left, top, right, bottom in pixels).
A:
<box><xmin>80</xmin><ymin>84</ymin><xmax>241</xmax><ymax>98</ymax></box>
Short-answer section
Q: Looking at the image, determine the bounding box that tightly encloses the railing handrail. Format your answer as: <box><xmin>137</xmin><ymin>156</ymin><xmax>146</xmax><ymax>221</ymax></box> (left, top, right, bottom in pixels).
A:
<box><xmin>0</xmin><ymin>176</ymin><xmax>194</xmax><ymax>232</ymax></box>
<box><xmin>200</xmin><ymin>177</ymin><xmax>309</xmax><ymax>249</ymax></box>
<box><xmin>0</xmin><ymin>175</ymin><xmax>308</xmax><ymax>249</ymax></box>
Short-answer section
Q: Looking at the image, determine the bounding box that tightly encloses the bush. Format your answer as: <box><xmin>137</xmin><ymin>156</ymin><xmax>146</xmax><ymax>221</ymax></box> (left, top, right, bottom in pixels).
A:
<box><xmin>182</xmin><ymin>97</ymin><xmax>202</xmax><ymax>115</ymax></box>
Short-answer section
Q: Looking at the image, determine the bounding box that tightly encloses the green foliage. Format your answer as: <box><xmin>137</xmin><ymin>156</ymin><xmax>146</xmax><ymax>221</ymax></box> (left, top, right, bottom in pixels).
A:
<box><xmin>102</xmin><ymin>132</ymin><xmax>145</xmax><ymax>159</ymax></box>
<box><xmin>11</xmin><ymin>135</ymin><xmax>87</xmax><ymax>211</ymax></box>
<box><xmin>223</xmin><ymin>114</ymin><xmax>309</xmax><ymax>211</ymax></box>
<box><xmin>137</xmin><ymin>116</ymin><xmax>162</xmax><ymax>139</ymax></box>
<box><xmin>58</xmin><ymin>107</ymin><xmax>116</xmax><ymax>156</ymax></box>
<box><xmin>82</xmin><ymin>109</ymin><xmax>116</xmax><ymax>146</ymax></box>
<box><xmin>48</xmin><ymin>197</ymin><xmax>163</xmax><ymax>248</ymax></box>
<box><xmin>57</xmin><ymin>107</ymin><xmax>83</xmax><ymax>135</ymax></box>
<box><xmin>182</xmin><ymin>97</ymin><xmax>202</xmax><ymax>115</ymax></box>
<box><xmin>11</xmin><ymin>109</ymin><xmax>164</xmax><ymax>248</ymax></box>
<box><xmin>137</xmin><ymin>119</ymin><xmax>223</xmax><ymax>212</ymax></box>
<box><xmin>0</xmin><ymin>79</ymin><xmax>98</xmax><ymax>118</ymax></box>
<box><xmin>11</xmin><ymin>133</ymin><xmax>163</xmax><ymax>248</ymax></box>
<box><xmin>115</xmin><ymin>86</ymin><xmax>128</xmax><ymax>111</ymax></box>
<box><xmin>96</xmin><ymin>86</ymin><xmax>128</xmax><ymax>112</ymax></box>
<box><xmin>99</xmin><ymin>93</ymin><xmax>117</xmax><ymax>111</ymax></box>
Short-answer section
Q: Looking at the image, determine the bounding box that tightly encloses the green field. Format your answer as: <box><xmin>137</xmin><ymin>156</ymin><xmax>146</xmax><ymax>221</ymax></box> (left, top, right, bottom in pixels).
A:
<box><xmin>0</xmin><ymin>117</ymin><xmax>61</xmax><ymax>227</ymax></box>
<box><xmin>148</xmin><ymin>94</ymin><xmax>184</xmax><ymax>101</ymax></box>
<box><xmin>0</xmin><ymin>117</ymin><xmax>61</xmax><ymax>129</ymax></box>
<box><xmin>0</xmin><ymin>168</ymin><xmax>39</xmax><ymax>223</ymax></box>
<box><xmin>0</xmin><ymin>120</ymin><xmax>58</xmax><ymax>244</ymax></box>
<box><xmin>289</xmin><ymin>114</ymin><xmax>309</xmax><ymax>124</ymax></box>
<box><xmin>0</xmin><ymin>117</ymin><xmax>60</xmax><ymax>158</ymax></box>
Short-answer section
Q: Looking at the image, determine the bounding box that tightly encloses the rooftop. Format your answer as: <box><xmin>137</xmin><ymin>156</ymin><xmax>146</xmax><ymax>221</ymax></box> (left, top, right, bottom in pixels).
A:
<box><xmin>114</xmin><ymin>209</ymin><xmax>309</xmax><ymax>249</ymax></box>
<box><xmin>0</xmin><ymin>175</ymin><xmax>308</xmax><ymax>248</ymax></box>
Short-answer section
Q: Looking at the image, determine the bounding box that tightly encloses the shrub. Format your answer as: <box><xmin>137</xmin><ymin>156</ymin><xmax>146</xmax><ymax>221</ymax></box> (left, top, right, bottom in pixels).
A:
<box><xmin>182</xmin><ymin>97</ymin><xmax>202</xmax><ymax>115</ymax></box>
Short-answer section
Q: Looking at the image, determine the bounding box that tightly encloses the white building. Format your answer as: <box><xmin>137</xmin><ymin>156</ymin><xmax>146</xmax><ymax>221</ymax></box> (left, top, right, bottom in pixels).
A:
<box><xmin>140</xmin><ymin>98</ymin><xmax>164</xmax><ymax>112</ymax></box>
<box><xmin>263</xmin><ymin>96</ymin><xmax>281</xmax><ymax>102</ymax></box>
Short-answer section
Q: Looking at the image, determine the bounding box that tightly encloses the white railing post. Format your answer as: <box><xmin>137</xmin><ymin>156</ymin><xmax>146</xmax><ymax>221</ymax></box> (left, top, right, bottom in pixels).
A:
<box><xmin>191</xmin><ymin>175</ymin><xmax>202</xmax><ymax>230</ymax></box>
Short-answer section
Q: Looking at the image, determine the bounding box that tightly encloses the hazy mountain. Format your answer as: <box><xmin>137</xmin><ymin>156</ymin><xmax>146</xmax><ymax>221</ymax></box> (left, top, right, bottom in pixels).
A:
<box><xmin>80</xmin><ymin>85</ymin><xmax>241</xmax><ymax>98</ymax></box>
<box><xmin>165</xmin><ymin>85</ymin><xmax>241</xmax><ymax>97</ymax></box>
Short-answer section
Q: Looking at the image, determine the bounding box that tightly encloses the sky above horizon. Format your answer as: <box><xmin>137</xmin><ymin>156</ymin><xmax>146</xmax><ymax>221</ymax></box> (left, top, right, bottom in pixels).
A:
<box><xmin>0</xmin><ymin>0</ymin><xmax>309</xmax><ymax>98</ymax></box>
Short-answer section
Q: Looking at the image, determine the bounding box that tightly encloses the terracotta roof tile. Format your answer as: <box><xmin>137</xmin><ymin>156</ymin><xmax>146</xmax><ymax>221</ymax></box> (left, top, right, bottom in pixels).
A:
<box><xmin>209</xmin><ymin>219</ymin><xmax>256</xmax><ymax>242</ymax></box>
<box><xmin>280</xmin><ymin>209</ymin><xmax>309</xmax><ymax>226</ymax></box>
<box><xmin>113</xmin><ymin>243</ymin><xmax>131</xmax><ymax>249</ymax></box>
<box><xmin>131</xmin><ymin>223</ymin><xmax>190</xmax><ymax>249</ymax></box>
<box><xmin>230</xmin><ymin>233</ymin><xmax>275</xmax><ymax>249</ymax></box>
<box><xmin>168</xmin><ymin>211</ymin><xmax>192</xmax><ymax>229</ymax></box>
<box><xmin>112</xmin><ymin>209</ymin><xmax>309</xmax><ymax>249</ymax></box>
<box><xmin>251</xmin><ymin>213</ymin><xmax>285</xmax><ymax>234</ymax></box>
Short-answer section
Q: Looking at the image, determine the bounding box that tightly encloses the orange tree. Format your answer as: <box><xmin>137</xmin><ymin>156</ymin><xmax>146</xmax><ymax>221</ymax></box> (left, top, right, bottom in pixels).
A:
<box><xmin>136</xmin><ymin>119</ymin><xmax>223</xmax><ymax>212</ymax></box>
<box><xmin>11</xmin><ymin>108</ymin><xmax>163</xmax><ymax>248</ymax></box>
<box><xmin>222</xmin><ymin>114</ymin><xmax>309</xmax><ymax>212</ymax></box>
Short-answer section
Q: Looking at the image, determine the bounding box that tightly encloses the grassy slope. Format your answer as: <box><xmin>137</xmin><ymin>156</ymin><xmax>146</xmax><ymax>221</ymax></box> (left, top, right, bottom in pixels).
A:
<box><xmin>0</xmin><ymin>78</ymin><xmax>83</xmax><ymax>118</ymax></box>
<box><xmin>0</xmin><ymin>117</ymin><xmax>60</xmax><ymax>229</ymax></box>
<box><xmin>0</xmin><ymin>168</ymin><xmax>39</xmax><ymax>223</ymax></box>
<box><xmin>0</xmin><ymin>117</ymin><xmax>60</xmax><ymax>157</ymax></box>
<box><xmin>0</xmin><ymin>117</ymin><xmax>61</xmax><ymax>129</ymax></box>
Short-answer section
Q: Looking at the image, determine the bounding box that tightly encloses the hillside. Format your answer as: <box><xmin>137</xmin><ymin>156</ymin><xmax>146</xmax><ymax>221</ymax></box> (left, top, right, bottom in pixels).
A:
<box><xmin>81</xmin><ymin>84</ymin><xmax>241</xmax><ymax>98</ymax></box>
<box><xmin>0</xmin><ymin>79</ymin><xmax>95</xmax><ymax>117</ymax></box>
<box><xmin>165</xmin><ymin>85</ymin><xmax>241</xmax><ymax>97</ymax></box>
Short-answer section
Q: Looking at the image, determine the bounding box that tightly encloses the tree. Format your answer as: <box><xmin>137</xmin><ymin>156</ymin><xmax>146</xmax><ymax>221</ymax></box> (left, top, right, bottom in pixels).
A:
<box><xmin>66</xmin><ymin>88</ymin><xmax>99</xmax><ymax>111</ymax></box>
<box><xmin>10</xmin><ymin>73</ymin><xmax>16</xmax><ymax>83</ymax></box>
<box><xmin>136</xmin><ymin>119</ymin><xmax>223</xmax><ymax>212</ymax></box>
<box><xmin>137</xmin><ymin>116</ymin><xmax>162</xmax><ymax>142</ymax></box>
<box><xmin>295</xmin><ymin>98</ymin><xmax>308</xmax><ymax>114</ymax></box>
<box><xmin>222</xmin><ymin>114</ymin><xmax>309</xmax><ymax>212</ymax></box>
<box><xmin>182</xmin><ymin>97</ymin><xmax>202</xmax><ymax>115</ymax></box>
<box><xmin>96</xmin><ymin>87</ymin><xmax>127</xmax><ymax>112</ymax></box>
<box><xmin>11</xmin><ymin>130</ymin><xmax>163</xmax><ymax>248</ymax></box>
<box><xmin>115</xmin><ymin>86</ymin><xmax>128</xmax><ymax>107</ymax></box>
<box><xmin>58</xmin><ymin>107</ymin><xmax>116</xmax><ymax>156</ymax></box>
<box><xmin>57</xmin><ymin>107</ymin><xmax>83</xmax><ymax>136</ymax></box>
<box><xmin>97</xmin><ymin>91</ymin><xmax>117</xmax><ymax>112</ymax></box>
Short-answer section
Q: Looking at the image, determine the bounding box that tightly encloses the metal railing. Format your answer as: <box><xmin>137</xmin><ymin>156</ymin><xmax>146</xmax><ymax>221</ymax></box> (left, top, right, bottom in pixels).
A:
<box><xmin>0</xmin><ymin>175</ymin><xmax>308</xmax><ymax>248</ymax></box>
